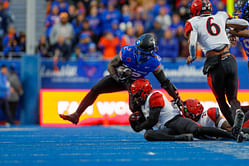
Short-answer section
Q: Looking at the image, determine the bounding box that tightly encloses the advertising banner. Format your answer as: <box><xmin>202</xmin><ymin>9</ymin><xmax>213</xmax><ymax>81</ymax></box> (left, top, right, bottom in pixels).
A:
<box><xmin>40</xmin><ymin>89</ymin><xmax>131</xmax><ymax>126</ymax></box>
<box><xmin>40</xmin><ymin>59</ymin><xmax>249</xmax><ymax>89</ymax></box>
<box><xmin>40</xmin><ymin>89</ymin><xmax>249</xmax><ymax>127</ymax></box>
<box><xmin>40</xmin><ymin>59</ymin><xmax>109</xmax><ymax>89</ymax></box>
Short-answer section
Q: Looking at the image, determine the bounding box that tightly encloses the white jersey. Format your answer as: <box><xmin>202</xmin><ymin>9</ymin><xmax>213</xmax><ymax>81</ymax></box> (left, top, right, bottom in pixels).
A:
<box><xmin>141</xmin><ymin>91</ymin><xmax>181</xmax><ymax>130</ymax></box>
<box><xmin>185</xmin><ymin>11</ymin><xmax>230</xmax><ymax>54</ymax></box>
<box><xmin>197</xmin><ymin>107</ymin><xmax>225</xmax><ymax>129</ymax></box>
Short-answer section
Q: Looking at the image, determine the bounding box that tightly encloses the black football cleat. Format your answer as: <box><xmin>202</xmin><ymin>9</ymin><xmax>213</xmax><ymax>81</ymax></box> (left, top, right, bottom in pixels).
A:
<box><xmin>232</xmin><ymin>109</ymin><xmax>245</xmax><ymax>142</ymax></box>
<box><xmin>59</xmin><ymin>113</ymin><xmax>79</xmax><ymax>125</ymax></box>
<box><xmin>237</xmin><ymin>132</ymin><xmax>249</xmax><ymax>142</ymax></box>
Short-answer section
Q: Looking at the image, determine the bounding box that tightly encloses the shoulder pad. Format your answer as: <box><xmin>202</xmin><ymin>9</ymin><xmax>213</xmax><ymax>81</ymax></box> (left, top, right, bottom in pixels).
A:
<box><xmin>207</xmin><ymin>107</ymin><xmax>219</xmax><ymax>122</ymax></box>
<box><xmin>149</xmin><ymin>92</ymin><xmax>165</xmax><ymax>108</ymax></box>
<box><xmin>184</xmin><ymin>21</ymin><xmax>193</xmax><ymax>37</ymax></box>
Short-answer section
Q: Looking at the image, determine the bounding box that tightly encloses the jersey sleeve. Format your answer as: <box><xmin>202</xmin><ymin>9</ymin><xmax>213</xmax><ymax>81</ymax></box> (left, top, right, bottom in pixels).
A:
<box><xmin>152</xmin><ymin>55</ymin><xmax>161</xmax><ymax>72</ymax></box>
<box><xmin>184</xmin><ymin>21</ymin><xmax>193</xmax><ymax>37</ymax></box>
<box><xmin>119</xmin><ymin>47</ymin><xmax>126</xmax><ymax>61</ymax></box>
<box><xmin>217</xmin><ymin>11</ymin><xmax>231</xmax><ymax>20</ymax></box>
<box><xmin>207</xmin><ymin>107</ymin><xmax>220</xmax><ymax>123</ymax></box>
<box><xmin>149</xmin><ymin>92</ymin><xmax>165</xmax><ymax>108</ymax></box>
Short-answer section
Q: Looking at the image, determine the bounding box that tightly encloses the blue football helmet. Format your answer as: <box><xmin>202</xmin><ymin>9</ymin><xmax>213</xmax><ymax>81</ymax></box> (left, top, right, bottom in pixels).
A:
<box><xmin>135</xmin><ymin>33</ymin><xmax>158</xmax><ymax>64</ymax></box>
<box><xmin>234</xmin><ymin>0</ymin><xmax>249</xmax><ymax>21</ymax></box>
<box><xmin>241</xmin><ymin>0</ymin><xmax>249</xmax><ymax>21</ymax></box>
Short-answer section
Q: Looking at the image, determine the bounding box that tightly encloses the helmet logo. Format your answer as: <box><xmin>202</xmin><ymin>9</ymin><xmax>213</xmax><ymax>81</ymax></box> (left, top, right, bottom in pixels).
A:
<box><xmin>136</xmin><ymin>40</ymin><xmax>141</xmax><ymax>46</ymax></box>
<box><xmin>152</xmin><ymin>40</ymin><xmax>156</xmax><ymax>48</ymax></box>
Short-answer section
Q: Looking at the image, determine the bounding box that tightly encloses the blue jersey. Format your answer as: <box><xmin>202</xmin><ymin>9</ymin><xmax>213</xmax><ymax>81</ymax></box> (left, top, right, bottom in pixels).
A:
<box><xmin>239</xmin><ymin>26</ymin><xmax>249</xmax><ymax>60</ymax></box>
<box><xmin>120</xmin><ymin>45</ymin><xmax>161</xmax><ymax>80</ymax></box>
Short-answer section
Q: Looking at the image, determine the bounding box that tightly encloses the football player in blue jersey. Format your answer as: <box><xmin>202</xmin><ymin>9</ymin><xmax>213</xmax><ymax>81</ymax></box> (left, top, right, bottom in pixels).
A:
<box><xmin>230</xmin><ymin>0</ymin><xmax>249</xmax><ymax>72</ymax></box>
<box><xmin>60</xmin><ymin>33</ymin><xmax>181</xmax><ymax>125</ymax></box>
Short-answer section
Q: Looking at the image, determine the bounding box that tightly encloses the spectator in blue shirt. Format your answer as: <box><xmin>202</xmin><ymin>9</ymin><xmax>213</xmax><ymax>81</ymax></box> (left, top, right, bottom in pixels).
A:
<box><xmin>101</xmin><ymin>1</ymin><xmax>121</xmax><ymax>33</ymax></box>
<box><xmin>87</xmin><ymin>6</ymin><xmax>101</xmax><ymax>36</ymax></box>
<box><xmin>169</xmin><ymin>13</ymin><xmax>184</xmax><ymax>35</ymax></box>
<box><xmin>72</xmin><ymin>13</ymin><xmax>84</xmax><ymax>46</ymax></box>
<box><xmin>131</xmin><ymin>9</ymin><xmax>145</xmax><ymax>30</ymax></box>
<box><xmin>0</xmin><ymin>64</ymin><xmax>14</xmax><ymax>125</ymax></box>
<box><xmin>76</xmin><ymin>33</ymin><xmax>92</xmax><ymax>55</ymax></box>
<box><xmin>150</xmin><ymin>19</ymin><xmax>164</xmax><ymax>41</ymax></box>
<box><xmin>45</xmin><ymin>5</ymin><xmax>60</xmax><ymax>39</ymax></box>
<box><xmin>72</xmin><ymin>14</ymin><xmax>84</xmax><ymax>37</ymax></box>
<box><xmin>51</xmin><ymin>0</ymin><xmax>69</xmax><ymax>13</ymax></box>
<box><xmin>111</xmin><ymin>19</ymin><xmax>124</xmax><ymax>40</ymax></box>
<box><xmin>121</xmin><ymin>4</ymin><xmax>130</xmax><ymax>23</ymax></box>
<box><xmin>159</xmin><ymin>29</ymin><xmax>179</xmax><ymax>61</ymax></box>
<box><xmin>2</xmin><ymin>26</ymin><xmax>18</xmax><ymax>49</ymax></box>
<box><xmin>84</xmin><ymin>43</ymin><xmax>102</xmax><ymax>60</ymax></box>
<box><xmin>3</xmin><ymin>39</ymin><xmax>21</xmax><ymax>58</ymax></box>
<box><xmin>153</xmin><ymin>0</ymin><xmax>171</xmax><ymax>16</ymax></box>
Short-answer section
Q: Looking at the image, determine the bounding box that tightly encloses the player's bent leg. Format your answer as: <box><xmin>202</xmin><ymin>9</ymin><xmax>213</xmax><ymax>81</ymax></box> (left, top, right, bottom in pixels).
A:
<box><xmin>215</xmin><ymin>96</ymin><xmax>234</xmax><ymax>126</ymax></box>
<box><xmin>59</xmin><ymin>76</ymin><xmax>126</xmax><ymax>124</ymax></box>
<box><xmin>144</xmin><ymin>129</ymin><xmax>193</xmax><ymax>141</ymax></box>
<box><xmin>207</xmin><ymin>72</ymin><xmax>234</xmax><ymax>126</ymax></box>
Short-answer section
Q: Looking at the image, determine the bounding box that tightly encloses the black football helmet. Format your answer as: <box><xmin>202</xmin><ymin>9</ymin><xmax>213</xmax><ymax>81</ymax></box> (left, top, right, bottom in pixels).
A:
<box><xmin>135</xmin><ymin>33</ymin><xmax>158</xmax><ymax>63</ymax></box>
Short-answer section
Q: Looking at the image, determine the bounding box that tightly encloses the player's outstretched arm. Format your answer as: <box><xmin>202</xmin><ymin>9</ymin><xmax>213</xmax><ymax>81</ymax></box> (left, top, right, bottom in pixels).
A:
<box><xmin>153</xmin><ymin>68</ymin><xmax>179</xmax><ymax>100</ymax></box>
<box><xmin>229</xmin><ymin>29</ymin><xmax>249</xmax><ymax>38</ymax></box>
<box><xmin>226</xmin><ymin>18</ymin><xmax>249</xmax><ymax>30</ymax></box>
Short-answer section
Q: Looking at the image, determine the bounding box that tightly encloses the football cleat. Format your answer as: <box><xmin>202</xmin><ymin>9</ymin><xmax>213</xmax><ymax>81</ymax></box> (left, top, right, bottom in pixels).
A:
<box><xmin>232</xmin><ymin>109</ymin><xmax>245</xmax><ymax>142</ymax></box>
<box><xmin>59</xmin><ymin>113</ymin><xmax>79</xmax><ymax>125</ymax></box>
<box><xmin>237</xmin><ymin>132</ymin><xmax>249</xmax><ymax>143</ymax></box>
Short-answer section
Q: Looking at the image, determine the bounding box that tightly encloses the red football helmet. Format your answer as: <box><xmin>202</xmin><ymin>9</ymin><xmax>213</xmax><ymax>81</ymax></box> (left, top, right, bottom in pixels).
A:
<box><xmin>190</xmin><ymin>0</ymin><xmax>213</xmax><ymax>17</ymax></box>
<box><xmin>130</xmin><ymin>79</ymin><xmax>152</xmax><ymax>104</ymax></box>
<box><xmin>182</xmin><ymin>98</ymin><xmax>204</xmax><ymax>121</ymax></box>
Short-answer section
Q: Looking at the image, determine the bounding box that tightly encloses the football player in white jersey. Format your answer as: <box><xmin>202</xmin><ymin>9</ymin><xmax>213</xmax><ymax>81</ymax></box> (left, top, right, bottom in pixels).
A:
<box><xmin>184</xmin><ymin>0</ymin><xmax>248</xmax><ymax>134</ymax></box>
<box><xmin>129</xmin><ymin>79</ymin><xmax>245</xmax><ymax>142</ymax></box>
<box><xmin>182</xmin><ymin>99</ymin><xmax>233</xmax><ymax>131</ymax></box>
<box><xmin>181</xmin><ymin>98</ymin><xmax>249</xmax><ymax>139</ymax></box>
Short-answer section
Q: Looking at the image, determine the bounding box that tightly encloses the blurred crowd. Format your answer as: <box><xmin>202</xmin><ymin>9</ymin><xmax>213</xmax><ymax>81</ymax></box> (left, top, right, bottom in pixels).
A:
<box><xmin>0</xmin><ymin>0</ymin><xmax>247</xmax><ymax>60</ymax></box>
<box><xmin>0</xmin><ymin>0</ymin><xmax>25</xmax><ymax>58</ymax></box>
<box><xmin>40</xmin><ymin>0</ymin><xmax>195</xmax><ymax>61</ymax></box>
